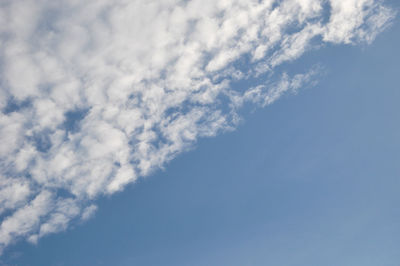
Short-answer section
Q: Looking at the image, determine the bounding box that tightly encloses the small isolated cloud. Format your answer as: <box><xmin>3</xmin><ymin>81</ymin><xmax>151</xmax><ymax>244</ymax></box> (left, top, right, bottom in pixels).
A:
<box><xmin>0</xmin><ymin>0</ymin><xmax>395</xmax><ymax>253</ymax></box>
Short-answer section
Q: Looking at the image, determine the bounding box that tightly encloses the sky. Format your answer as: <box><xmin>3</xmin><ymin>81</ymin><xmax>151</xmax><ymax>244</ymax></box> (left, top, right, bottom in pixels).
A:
<box><xmin>0</xmin><ymin>0</ymin><xmax>399</xmax><ymax>265</ymax></box>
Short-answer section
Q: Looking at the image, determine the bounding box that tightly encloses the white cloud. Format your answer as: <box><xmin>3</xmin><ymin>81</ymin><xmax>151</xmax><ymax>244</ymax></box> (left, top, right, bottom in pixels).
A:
<box><xmin>323</xmin><ymin>0</ymin><xmax>395</xmax><ymax>43</ymax></box>
<box><xmin>0</xmin><ymin>0</ymin><xmax>394</xmax><ymax>254</ymax></box>
<box><xmin>80</xmin><ymin>204</ymin><xmax>98</xmax><ymax>222</ymax></box>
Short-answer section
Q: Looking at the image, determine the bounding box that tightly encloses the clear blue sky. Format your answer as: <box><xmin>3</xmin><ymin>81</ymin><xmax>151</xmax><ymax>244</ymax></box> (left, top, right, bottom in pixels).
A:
<box><xmin>2</xmin><ymin>4</ymin><xmax>399</xmax><ymax>266</ymax></box>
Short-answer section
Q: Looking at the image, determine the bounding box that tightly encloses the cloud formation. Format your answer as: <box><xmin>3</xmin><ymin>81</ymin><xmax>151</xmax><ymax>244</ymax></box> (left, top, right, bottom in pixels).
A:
<box><xmin>0</xmin><ymin>0</ymin><xmax>394</xmax><ymax>253</ymax></box>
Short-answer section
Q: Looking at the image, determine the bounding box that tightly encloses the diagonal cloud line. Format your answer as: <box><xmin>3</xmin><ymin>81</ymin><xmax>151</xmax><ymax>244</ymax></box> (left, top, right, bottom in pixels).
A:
<box><xmin>0</xmin><ymin>0</ymin><xmax>395</xmax><ymax>254</ymax></box>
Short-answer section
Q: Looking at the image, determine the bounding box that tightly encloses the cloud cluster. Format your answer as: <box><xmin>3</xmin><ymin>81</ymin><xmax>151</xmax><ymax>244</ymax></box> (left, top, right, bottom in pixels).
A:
<box><xmin>0</xmin><ymin>0</ymin><xmax>394</xmax><ymax>253</ymax></box>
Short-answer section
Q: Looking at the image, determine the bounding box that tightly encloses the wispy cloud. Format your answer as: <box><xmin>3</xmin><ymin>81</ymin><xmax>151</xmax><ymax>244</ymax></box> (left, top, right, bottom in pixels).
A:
<box><xmin>0</xmin><ymin>0</ymin><xmax>394</xmax><ymax>253</ymax></box>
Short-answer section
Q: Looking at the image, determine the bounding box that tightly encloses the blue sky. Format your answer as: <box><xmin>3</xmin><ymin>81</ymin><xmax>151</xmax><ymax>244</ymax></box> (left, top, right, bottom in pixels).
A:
<box><xmin>0</xmin><ymin>0</ymin><xmax>399</xmax><ymax>265</ymax></box>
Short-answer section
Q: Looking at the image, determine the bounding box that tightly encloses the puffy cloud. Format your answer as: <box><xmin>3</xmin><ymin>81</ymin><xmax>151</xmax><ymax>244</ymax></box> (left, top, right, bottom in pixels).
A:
<box><xmin>0</xmin><ymin>0</ymin><xmax>394</xmax><ymax>253</ymax></box>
